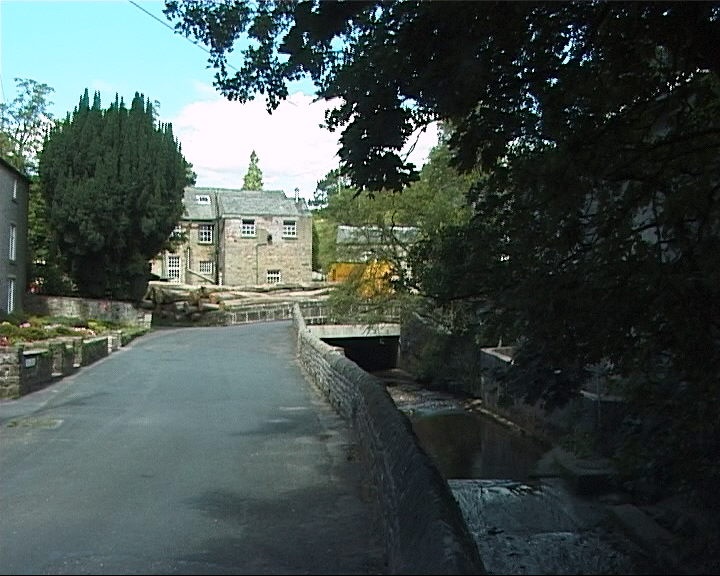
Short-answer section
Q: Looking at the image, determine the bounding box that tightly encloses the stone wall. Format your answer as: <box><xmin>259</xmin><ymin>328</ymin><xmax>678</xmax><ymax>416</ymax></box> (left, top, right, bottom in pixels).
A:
<box><xmin>292</xmin><ymin>304</ymin><xmax>485</xmax><ymax>575</ymax></box>
<box><xmin>0</xmin><ymin>347</ymin><xmax>21</xmax><ymax>398</ymax></box>
<box><xmin>477</xmin><ymin>347</ymin><xmax>577</xmax><ymax>442</ymax></box>
<box><xmin>398</xmin><ymin>311</ymin><xmax>484</xmax><ymax>395</ymax></box>
<box><xmin>17</xmin><ymin>348</ymin><xmax>55</xmax><ymax>393</ymax></box>
<box><xmin>79</xmin><ymin>337</ymin><xmax>110</xmax><ymax>367</ymax></box>
<box><xmin>24</xmin><ymin>294</ymin><xmax>152</xmax><ymax>326</ymax></box>
<box><xmin>221</xmin><ymin>215</ymin><xmax>313</xmax><ymax>285</ymax></box>
<box><xmin>0</xmin><ymin>328</ymin><xmax>147</xmax><ymax>400</ymax></box>
<box><xmin>400</xmin><ymin>311</ymin><xmax>626</xmax><ymax>450</ymax></box>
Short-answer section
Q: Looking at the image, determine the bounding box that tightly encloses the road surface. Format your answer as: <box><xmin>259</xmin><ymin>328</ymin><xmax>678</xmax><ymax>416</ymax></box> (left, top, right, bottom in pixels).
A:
<box><xmin>0</xmin><ymin>322</ymin><xmax>386</xmax><ymax>575</ymax></box>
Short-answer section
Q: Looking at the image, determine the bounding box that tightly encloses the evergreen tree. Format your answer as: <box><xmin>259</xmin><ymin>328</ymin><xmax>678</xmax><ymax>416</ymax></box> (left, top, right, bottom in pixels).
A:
<box><xmin>39</xmin><ymin>90</ymin><xmax>192</xmax><ymax>300</ymax></box>
<box><xmin>241</xmin><ymin>150</ymin><xmax>263</xmax><ymax>190</ymax></box>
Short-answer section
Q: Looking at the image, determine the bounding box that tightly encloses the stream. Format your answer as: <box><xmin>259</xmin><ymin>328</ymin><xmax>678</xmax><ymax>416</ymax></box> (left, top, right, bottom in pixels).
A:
<box><xmin>379</xmin><ymin>369</ymin><xmax>661</xmax><ymax>575</ymax></box>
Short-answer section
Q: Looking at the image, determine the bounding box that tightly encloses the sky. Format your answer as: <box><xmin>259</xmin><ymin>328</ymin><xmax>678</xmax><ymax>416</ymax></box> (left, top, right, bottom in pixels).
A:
<box><xmin>0</xmin><ymin>0</ymin><xmax>439</xmax><ymax>201</ymax></box>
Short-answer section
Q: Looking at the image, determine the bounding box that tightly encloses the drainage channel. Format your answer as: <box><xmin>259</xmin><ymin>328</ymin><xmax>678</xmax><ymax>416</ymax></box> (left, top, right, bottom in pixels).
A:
<box><xmin>379</xmin><ymin>370</ymin><xmax>659</xmax><ymax>575</ymax></box>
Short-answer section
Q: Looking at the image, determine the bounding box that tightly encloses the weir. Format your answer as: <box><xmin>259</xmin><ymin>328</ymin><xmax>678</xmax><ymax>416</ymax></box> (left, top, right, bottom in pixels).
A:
<box><xmin>306</xmin><ymin>316</ymin><xmax>649</xmax><ymax>575</ymax></box>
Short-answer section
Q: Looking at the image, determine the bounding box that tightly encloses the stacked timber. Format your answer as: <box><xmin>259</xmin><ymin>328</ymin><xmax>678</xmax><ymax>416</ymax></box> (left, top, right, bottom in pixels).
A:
<box><xmin>141</xmin><ymin>282</ymin><xmax>332</xmax><ymax>324</ymax></box>
<box><xmin>141</xmin><ymin>284</ymin><xmax>222</xmax><ymax>323</ymax></box>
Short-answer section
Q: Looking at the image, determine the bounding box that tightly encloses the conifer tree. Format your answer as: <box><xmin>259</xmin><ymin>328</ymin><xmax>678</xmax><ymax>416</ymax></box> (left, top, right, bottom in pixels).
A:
<box><xmin>241</xmin><ymin>149</ymin><xmax>263</xmax><ymax>190</ymax></box>
<box><xmin>39</xmin><ymin>90</ymin><xmax>193</xmax><ymax>300</ymax></box>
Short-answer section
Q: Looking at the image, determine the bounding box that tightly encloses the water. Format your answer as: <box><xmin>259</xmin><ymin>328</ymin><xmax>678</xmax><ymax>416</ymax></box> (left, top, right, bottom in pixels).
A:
<box><xmin>382</xmin><ymin>373</ymin><xmax>546</xmax><ymax>482</ymax></box>
<box><xmin>409</xmin><ymin>409</ymin><xmax>547</xmax><ymax>480</ymax></box>
<box><xmin>383</xmin><ymin>374</ymin><xmax>655</xmax><ymax>575</ymax></box>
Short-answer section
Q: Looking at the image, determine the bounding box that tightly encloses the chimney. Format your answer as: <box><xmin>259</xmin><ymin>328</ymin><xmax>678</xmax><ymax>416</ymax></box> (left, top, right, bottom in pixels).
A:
<box><xmin>294</xmin><ymin>187</ymin><xmax>299</xmax><ymax>202</ymax></box>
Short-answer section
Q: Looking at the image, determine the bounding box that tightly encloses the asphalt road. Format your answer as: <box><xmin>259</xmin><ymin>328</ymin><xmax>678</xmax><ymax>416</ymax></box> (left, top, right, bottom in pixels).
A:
<box><xmin>0</xmin><ymin>322</ymin><xmax>386</xmax><ymax>575</ymax></box>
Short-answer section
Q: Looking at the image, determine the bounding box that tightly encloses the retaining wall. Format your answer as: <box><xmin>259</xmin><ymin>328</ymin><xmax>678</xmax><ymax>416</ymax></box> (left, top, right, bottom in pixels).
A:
<box><xmin>400</xmin><ymin>312</ymin><xmax>583</xmax><ymax>443</ymax></box>
<box><xmin>292</xmin><ymin>304</ymin><xmax>485</xmax><ymax>575</ymax></box>
<box><xmin>24</xmin><ymin>294</ymin><xmax>152</xmax><ymax>326</ymax></box>
<box><xmin>0</xmin><ymin>330</ymin><xmax>147</xmax><ymax>400</ymax></box>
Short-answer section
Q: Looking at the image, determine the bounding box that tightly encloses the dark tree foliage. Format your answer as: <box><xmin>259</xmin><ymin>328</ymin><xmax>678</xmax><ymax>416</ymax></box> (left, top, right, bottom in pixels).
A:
<box><xmin>165</xmin><ymin>1</ymin><xmax>720</xmax><ymax>503</ymax></box>
<box><xmin>39</xmin><ymin>90</ymin><xmax>193</xmax><ymax>300</ymax></box>
<box><xmin>309</xmin><ymin>168</ymin><xmax>347</xmax><ymax>210</ymax></box>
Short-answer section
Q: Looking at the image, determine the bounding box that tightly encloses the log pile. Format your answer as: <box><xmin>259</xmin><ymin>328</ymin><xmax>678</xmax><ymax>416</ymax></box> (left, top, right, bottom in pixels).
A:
<box><xmin>141</xmin><ymin>282</ymin><xmax>332</xmax><ymax>324</ymax></box>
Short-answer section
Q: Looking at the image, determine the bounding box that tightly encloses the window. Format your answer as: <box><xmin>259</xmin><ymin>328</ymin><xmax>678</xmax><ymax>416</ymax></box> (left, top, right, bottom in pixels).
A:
<box><xmin>283</xmin><ymin>220</ymin><xmax>297</xmax><ymax>238</ymax></box>
<box><xmin>167</xmin><ymin>255</ymin><xmax>181</xmax><ymax>282</ymax></box>
<box><xmin>241</xmin><ymin>219</ymin><xmax>256</xmax><ymax>237</ymax></box>
<box><xmin>171</xmin><ymin>225</ymin><xmax>183</xmax><ymax>239</ymax></box>
<box><xmin>199</xmin><ymin>260</ymin><xmax>214</xmax><ymax>275</ymax></box>
<box><xmin>7</xmin><ymin>278</ymin><xmax>15</xmax><ymax>313</ymax></box>
<box><xmin>195</xmin><ymin>194</ymin><xmax>211</xmax><ymax>205</ymax></box>
<box><xmin>9</xmin><ymin>224</ymin><xmax>16</xmax><ymax>261</ymax></box>
<box><xmin>198</xmin><ymin>224</ymin><xmax>213</xmax><ymax>244</ymax></box>
<box><xmin>266</xmin><ymin>269</ymin><xmax>282</xmax><ymax>284</ymax></box>
<box><xmin>12</xmin><ymin>180</ymin><xmax>17</xmax><ymax>201</ymax></box>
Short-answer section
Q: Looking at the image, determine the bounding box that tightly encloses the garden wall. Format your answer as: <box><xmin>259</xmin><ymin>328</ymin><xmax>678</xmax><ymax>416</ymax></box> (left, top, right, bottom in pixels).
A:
<box><xmin>292</xmin><ymin>304</ymin><xmax>485</xmax><ymax>575</ymax></box>
<box><xmin>0</xmin><ymin>330</ymin><xmax>144</xmax><ymax>400</ymax></box>
<box><xmin>24</xmin><ymin>294</ymin><xmax>151</xmax><ymax>326</ymax></box>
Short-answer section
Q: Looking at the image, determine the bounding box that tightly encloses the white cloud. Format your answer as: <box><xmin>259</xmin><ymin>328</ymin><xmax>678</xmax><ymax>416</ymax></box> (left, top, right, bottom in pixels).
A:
<box><xmin>170</xmin><ymin>88</ymin><xmax>438</xmax><ymax>200</ymax></box>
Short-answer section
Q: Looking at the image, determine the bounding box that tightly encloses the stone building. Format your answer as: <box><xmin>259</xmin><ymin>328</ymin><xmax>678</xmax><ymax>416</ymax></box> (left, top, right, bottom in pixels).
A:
<box><xmin>0</xmin><ymin>157</ymin><xmax>30</xmax><ymax>314</ymax></box>
<box><xmin>151</xmin><ymin>187</ymin><xmax>312</xmax><ymax>286</ymax></box>
<box><xmin>328</xmin><ymin>224</ymin><xmax>418</xmax><ymax>283</ymax></box>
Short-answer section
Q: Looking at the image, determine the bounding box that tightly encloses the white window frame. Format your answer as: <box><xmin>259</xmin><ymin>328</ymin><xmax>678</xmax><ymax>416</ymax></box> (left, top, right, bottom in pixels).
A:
<box><xmin>282</xmin><ymin>220</ymin><xmax>297</xmax><ymax>238</ymax></box>
<box><xmin>12</xmin><ymin>179</ymin><xmax>17</xmax><ymax>201</ymax></box>
<box><xmin>9</xmin><ymin>224</ymin><xmax>16</xmax><ymax>261</ymax></box>
<box><xmin>7</xmin><ymin>278</ymin><xmax>15</xmax><ymax>313</ymax></box>
<box><xmin>195</xmin><ymin>194</ymin><xmax>211</xmax><ymax>205</ymax></box>
<box><xmin>198</xmin><ymin>224</ymin><xmax>213</xmax><ymax>244</ymax></box>
<box><xmin>266</xmin><ymin>269</ymin><xmax>282</xmax><ymax>284</ymax></box>
<box><xmin>167</xmin><ymin>255</ymin><xmax>181</xmax><ymax>283</ymax></box>
<box><xmin>199</xmin><ymin>260</ymin><xmax>214</xmax><ymax>275</ymax></box>
<box><xmin>241</xmin><ymin>219</ymin><xmax>256</xmax><ymax>237</ymax></box>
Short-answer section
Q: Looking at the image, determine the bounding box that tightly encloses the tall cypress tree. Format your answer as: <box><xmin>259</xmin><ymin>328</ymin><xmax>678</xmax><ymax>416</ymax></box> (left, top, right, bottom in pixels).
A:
<box><xmin>39</xmin><ymin>90</ymin><xmax>192</xmax><ymax>300</ymax></box>
<box><xmin>241</xmin><ymin>150</ymin><xmax>263</xmax><ymax>190</ymax></box>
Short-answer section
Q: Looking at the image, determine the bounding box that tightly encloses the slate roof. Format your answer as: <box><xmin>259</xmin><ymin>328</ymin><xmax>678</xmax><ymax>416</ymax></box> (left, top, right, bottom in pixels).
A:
<box><xmin>336</xmin><ymin>225</ymin><xmax>419</xmax><ymax>245</ymax></box>
<box><xmin>182</xmin><ymin>188</ymin><xmax>218</xmax><ymax>220</ymax></box>
<box><xmin>182</xmin><ymin>187</ymin><xmax>309</xmax><ymax>220</ymax></box>
<box><xmin>0</xmin><ymin>156</ymin><xmax>30</xmax><ymax>183</ymax></box>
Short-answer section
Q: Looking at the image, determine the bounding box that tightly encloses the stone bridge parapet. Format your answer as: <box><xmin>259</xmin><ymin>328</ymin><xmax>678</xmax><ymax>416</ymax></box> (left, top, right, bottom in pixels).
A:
<box><xmin>292</xmin><ymin>303</ymin><xmax>485</xmax><ymax>575</ymax></box>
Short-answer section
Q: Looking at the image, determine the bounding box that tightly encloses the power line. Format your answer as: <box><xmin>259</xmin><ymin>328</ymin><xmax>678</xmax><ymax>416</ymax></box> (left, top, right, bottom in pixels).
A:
<box><xmin>0</xmin><ymin>0</ymin><xmax>5</xmax><ymax>106</ymax></box>
<box><xmin>127</xmin><ymin>0</ymin><xmax>239</xmax><ymax>72</ymax></box>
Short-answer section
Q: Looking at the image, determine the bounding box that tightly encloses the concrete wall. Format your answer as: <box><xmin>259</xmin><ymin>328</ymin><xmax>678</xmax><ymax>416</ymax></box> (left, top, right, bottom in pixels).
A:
<box><xmin>292</xmin><ymin>304</ymin><xmax>485</xmax><ymax>575</ymax></box>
